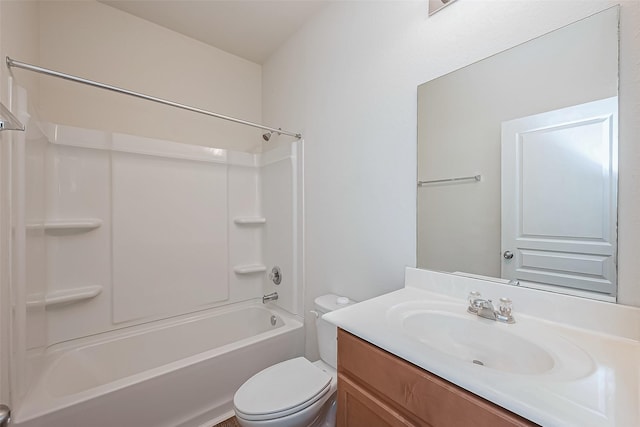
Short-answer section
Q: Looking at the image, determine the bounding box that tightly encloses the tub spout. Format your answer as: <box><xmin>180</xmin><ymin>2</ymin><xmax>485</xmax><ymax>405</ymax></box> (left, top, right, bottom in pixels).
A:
<box><xmin>262</xmin><ymin>292</ymin><xmax>278</xmax><ymax>304</ymax></box>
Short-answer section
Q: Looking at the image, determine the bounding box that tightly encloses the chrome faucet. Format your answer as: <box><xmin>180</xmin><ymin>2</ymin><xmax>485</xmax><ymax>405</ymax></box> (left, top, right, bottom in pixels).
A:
<box><xmin>467</xmin><ymin>294</ymin><xmax>515</xmax><ymax>324</ymax></box>
<box><xmin>475</xmin><ymin>299</ymin><xmax>498</xmax><ymax>320</ymax></box>
<box><xmin>262</xmin><ymin>292</ymin><xmax>279</xmax><ymax>304</ymax></box>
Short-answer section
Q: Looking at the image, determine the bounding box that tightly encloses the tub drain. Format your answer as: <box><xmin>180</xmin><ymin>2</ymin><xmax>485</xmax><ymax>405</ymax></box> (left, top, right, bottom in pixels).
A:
<box><xmin>472</xmin><ymin>359</ymin><xmax>484</xmax><ymax>366</ymax></box>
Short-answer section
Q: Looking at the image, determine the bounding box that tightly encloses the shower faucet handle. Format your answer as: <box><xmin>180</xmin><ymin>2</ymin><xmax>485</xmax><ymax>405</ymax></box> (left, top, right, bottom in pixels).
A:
<box><xmin>269</xmin><ymin>266</ymin><xmax>282</xmax><ymax>285</ymax></box>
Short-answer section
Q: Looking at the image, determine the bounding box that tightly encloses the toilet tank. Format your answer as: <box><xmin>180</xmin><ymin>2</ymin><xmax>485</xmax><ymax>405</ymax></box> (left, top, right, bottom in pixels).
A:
<box><xmin>314</xmin><ymin>294</ymin><xmax>354</xmax><ymax>369</ymax></box>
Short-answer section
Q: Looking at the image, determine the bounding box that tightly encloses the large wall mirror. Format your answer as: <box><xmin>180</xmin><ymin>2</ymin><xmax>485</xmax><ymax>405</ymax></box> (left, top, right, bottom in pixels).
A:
<box><xmin>417</xmin><ymin>7</ymin><xmax>619</xmax><ymax>301</ymax></box>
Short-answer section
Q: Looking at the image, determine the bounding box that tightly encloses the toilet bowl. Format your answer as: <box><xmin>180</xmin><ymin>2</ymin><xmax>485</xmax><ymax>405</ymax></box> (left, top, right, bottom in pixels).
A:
<box><xmin>233</xmin><ymin>294</ymin><xmax>354</xmax><ymax>427</ymax></box>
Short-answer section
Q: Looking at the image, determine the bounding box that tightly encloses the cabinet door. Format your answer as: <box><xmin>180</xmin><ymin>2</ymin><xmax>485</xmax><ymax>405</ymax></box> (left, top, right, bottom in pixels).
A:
<box><xmin>337</xmin><ymin>374</ymin><xmax>419</xmax><ymax>427</ymax></box>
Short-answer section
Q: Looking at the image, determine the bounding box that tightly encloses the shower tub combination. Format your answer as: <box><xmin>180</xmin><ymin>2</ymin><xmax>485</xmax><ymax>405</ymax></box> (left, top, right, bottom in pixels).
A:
<box><xmin>12</xmin><ymin>301</ymin><xmax>304</xmax><ymax>427</ymax></box>
<box><xmin>6</xmin><ymin>119</ymin><xmax>305</xmax><ymax>427</ymax></box>
<box><xmin>6</xmin><ymin>49</ymin><xmax>305</xmax><ymax>426</ymax></box>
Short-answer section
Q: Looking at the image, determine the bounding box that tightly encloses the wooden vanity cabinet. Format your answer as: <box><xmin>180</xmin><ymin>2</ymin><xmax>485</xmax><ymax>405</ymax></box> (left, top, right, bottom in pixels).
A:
<box><xmin>336</xmin><ymin>329</ymin><xmax>538</xmax><ymax>427</ymax></box>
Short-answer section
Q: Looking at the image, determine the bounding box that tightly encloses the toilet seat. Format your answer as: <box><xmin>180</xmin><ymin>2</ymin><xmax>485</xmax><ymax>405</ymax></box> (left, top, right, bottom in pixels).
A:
<box><xmin>234</xmin><ymin>357</ymin><xmax>332</xmax><ymax>422</ymax></box>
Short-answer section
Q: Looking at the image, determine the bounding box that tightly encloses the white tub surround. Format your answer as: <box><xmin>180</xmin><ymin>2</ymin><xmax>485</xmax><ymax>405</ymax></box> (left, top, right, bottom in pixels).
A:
<box><xmin>323</xmin><ymin>268</ymin><xmax>640</xmax><ymax>427</ymax></box>
<box><xmin>10</xmin><ymin>121</ymin><xmax>305</xmax><ymax>427</ymax></box>
<box><xmin>16</xmin><ymin>121</ymin><xmax>302</xmax><ymax>344</ymax></box>
<box><xmin>12</xmin><ymin>302</ymin><xmax>304</xmax><ymax>427</ymax></box>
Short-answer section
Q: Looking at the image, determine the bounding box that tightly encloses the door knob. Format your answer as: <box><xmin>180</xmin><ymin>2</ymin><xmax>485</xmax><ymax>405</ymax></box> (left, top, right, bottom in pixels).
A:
<box><xmin>503</xmin><ymin>251</ymin><xmax>514</xmax><ymax>260</ymax></box>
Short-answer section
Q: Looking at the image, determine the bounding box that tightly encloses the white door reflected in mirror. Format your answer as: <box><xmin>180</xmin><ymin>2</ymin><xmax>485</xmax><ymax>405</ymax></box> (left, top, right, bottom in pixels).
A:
<box><xmin>501</xmin><ymin>97</ymin><xmax>617</xmax><ymax>295</ymax></box>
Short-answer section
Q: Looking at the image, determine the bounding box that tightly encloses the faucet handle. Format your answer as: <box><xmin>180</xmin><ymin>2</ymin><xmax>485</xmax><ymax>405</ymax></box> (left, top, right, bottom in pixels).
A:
<box><xmin>497</xmin><ymin>297</ymin><xmax>515</xmax><ymax>323</ymax></box>
<box><xmin>467</xmin><ymin>291</ymin><xmax>482</xmax><ymax>313</ymax></box>
<box><xmin>498</xmin><ymin>297</ymin><xmax>512</xmax><ymax>316</ymax></box>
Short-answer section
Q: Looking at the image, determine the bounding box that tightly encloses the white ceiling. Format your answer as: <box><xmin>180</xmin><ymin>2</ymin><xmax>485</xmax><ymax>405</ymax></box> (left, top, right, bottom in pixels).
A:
<box><xmin>99</xmin><ymin>0</ymin><xmax>329</xmax><ymax>64</ymax></box>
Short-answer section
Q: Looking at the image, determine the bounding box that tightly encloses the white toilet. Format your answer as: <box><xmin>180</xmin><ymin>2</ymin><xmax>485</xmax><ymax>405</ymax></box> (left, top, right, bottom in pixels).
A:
<box><xmin>233</xmin><ymin>294</ymin><xmax>354</xmax><ymax>427</ymax></box>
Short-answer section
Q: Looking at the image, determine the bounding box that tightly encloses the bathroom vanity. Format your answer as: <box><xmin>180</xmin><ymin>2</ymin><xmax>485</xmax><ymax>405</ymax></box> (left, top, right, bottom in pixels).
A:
<box><xmin>324</xmin><ymin>268</ymin><xmax>640</xmax><ymax>427</ymax></box>
<box><xmin>337</xmin><ymin>329</ymin><xmax>535</xmax><ymax>426</ymax></box>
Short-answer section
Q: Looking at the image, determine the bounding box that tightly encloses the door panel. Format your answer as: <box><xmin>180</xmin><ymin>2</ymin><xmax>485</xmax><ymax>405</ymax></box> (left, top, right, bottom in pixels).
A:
<box><xmin>501</xmin><ymin>97</ymin><xmax>617</xmax><ymax>295</ymax></box>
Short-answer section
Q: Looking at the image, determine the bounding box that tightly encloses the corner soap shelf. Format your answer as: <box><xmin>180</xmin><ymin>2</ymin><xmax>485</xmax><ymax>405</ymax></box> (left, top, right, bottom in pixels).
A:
<box><xmin>233</xmin><ymin>216</ymin><xmax>266</xmax><ymax>275</ymax></box>
<box><xmin>233</xmin><ymin>217</ymin><xmax>266</xmax><ymax>225</ymax></box>
<box><xmin>27</xmin><ymin>218</ymin><xmax>103</xmax><ymax>233</ymax></box>
<box><xmin>26</xmin><ymin>285</ymin><xmax>103</xmax><ymax>309</ymax></box>
<box><xmin>234</xmin><ymin>264</ymin><xmax>267</xmax><ymax>274</ymax></box>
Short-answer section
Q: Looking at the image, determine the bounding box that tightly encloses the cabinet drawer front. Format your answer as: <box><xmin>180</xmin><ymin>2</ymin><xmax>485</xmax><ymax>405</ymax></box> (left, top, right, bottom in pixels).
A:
<box><xmin>338</xmin><ymin>329</ymin><xmax>537</xmax><ymax>427</ymax></box>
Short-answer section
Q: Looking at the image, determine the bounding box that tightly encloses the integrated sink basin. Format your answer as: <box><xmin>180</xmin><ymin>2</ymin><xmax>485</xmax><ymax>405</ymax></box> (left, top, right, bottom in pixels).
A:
<box><xmin>386</xmin><ymin>301</ymin><xmax>595</xmax><ymax>379</ymax></box>
<box><xmin>401</xmin><ymin>310</ymin><xmax>554</xmax><ymax>374</ymax></box>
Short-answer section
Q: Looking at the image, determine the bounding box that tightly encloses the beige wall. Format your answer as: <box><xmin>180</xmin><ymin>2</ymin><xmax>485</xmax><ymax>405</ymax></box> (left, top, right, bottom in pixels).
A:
<box><xmin>35</xmin><ymin>1</ymin><xmax>263</xmax><ymax>152</ymax></box>
<box><xmin>0</xmin><ymin>0</ymin><xmax>40</xmax><ymax>105</ymax></box>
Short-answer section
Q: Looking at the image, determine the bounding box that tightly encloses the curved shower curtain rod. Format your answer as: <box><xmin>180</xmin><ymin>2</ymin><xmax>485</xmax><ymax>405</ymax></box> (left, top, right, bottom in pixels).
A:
<box><xmin>6</xmin><ymin>57</ymin><xmax>302</xmax><ymax>139</ymax></box>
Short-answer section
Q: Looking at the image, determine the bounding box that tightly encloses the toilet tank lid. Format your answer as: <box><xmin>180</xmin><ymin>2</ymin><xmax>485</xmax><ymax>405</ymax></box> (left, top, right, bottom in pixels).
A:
<box><xmin>314</xmin><ymin>294</ymin><xmax>355</xmax><ymax>313</ymax></box>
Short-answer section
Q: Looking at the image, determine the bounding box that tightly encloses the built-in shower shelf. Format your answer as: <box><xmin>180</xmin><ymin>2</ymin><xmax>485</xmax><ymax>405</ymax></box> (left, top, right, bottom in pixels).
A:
<box><xmin>233</xmin><ymin>217</ymin><xmax>266</xmax><ymax>225</ymax></box>
<box><xmin>26</xmin><ymin>285</ymin><xmax>103</xmax><ymax>309</ymax></box>
<box><xmin>234</xmin><ymin>264</ymin><xmax>267</xmax><ymax>274</ymax></box>
<box><xmin>26</xmin><ymin>218</ymin><xmax>103</xmax><ymax>232</ymax></box>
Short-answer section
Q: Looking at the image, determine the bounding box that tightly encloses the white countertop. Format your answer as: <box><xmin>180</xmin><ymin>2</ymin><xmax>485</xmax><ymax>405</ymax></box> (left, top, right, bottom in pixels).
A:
<box><xmin>323</xmin><ymin>268</ymin><xmax>640</xmax><ymax>427</ymax></box>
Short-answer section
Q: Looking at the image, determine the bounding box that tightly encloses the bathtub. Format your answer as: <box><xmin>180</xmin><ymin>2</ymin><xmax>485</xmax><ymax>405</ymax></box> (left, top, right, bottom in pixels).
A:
<box><xmin>12</xmin><ymin>301</ymin><xmax>304</xmax><ymax>427</ymax></box>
